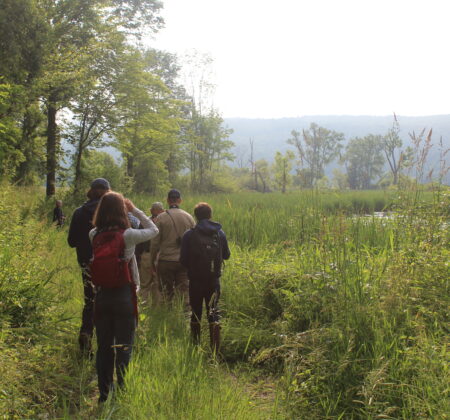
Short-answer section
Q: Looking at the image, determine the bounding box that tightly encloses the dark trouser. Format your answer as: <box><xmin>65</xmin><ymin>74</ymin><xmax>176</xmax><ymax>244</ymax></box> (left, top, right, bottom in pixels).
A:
<box><xmin>95</xmin><ymin>285</ymin><xmax>136</xmax><ymax>402</ymax></box>
<box><xmin>157</xmin><ymin>260</ymin><xmax>189</xmax><ymax>304</ymax></box>
<box><xmin>189</xmin><ymin>277</ymin><xmax>220</xmax><ymax>324</ymax></box>
<box><xmin>80</xmin><ymin>264</ymin><xmax>95</xmax><ymax>337</ymax></box>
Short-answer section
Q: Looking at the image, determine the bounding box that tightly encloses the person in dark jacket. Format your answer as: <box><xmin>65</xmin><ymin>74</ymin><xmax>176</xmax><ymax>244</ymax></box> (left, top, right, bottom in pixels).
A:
<box><xmin>180</xmin><ymin>202</ymin><xmax>230</xmax><ymax>353</ymax></box>
<box><xmin>68</xmin><ymin>178</ymin><xmax>110</xmax><ymax>355</ymax></box>
<box><xmin>53</xmin><ymin>200</ymin><xmax>65</xmax><ymax>227</ymax></box>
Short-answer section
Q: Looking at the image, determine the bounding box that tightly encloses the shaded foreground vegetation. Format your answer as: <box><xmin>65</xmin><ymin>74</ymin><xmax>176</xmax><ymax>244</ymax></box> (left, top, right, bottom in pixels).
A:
<box><xmin>0</xmin><ymin>186</ymin><xmax>448</xmax><ymax>418</ymax></box>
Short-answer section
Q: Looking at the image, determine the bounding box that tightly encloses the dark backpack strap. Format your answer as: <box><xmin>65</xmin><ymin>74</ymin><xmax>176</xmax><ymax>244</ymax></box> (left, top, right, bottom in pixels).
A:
<box><xmin>215</xmin><ymin>231</ymin><xmax>223</xmax><ymax>274</ymax></box>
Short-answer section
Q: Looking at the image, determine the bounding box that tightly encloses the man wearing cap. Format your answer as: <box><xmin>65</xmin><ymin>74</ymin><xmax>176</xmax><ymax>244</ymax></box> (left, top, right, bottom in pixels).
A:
<box><xmin>150</xmin><ymin>190</ymin><xmax>195</xmax><ymax>304</ymax></box>
<box><xmin>68</xmin><ymin>178</ymin><xmax>110</xmax><ymax>355</ymax></box>
<box><xmin>138</xmin><ymin>202</ymin><xmax>165</xmax><ymax>305</ymax></box>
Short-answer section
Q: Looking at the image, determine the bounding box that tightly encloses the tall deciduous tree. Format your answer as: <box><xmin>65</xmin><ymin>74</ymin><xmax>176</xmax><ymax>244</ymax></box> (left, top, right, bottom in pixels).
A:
<box><xmin>255</xmin><ymin>158</ymin><xmax>271</xmax><ymax>192</ymax></box>
<box><xmin>186</xmin><ymin>108</ymin><xmax>234</xmax><ymax>192</ymax></box>
<box><xmin>344</xmin><ymin>135</ymin><xmax>385</xmax><ymax>189</ymax></box>
<box><xmin>381</xmin><ymin>117</ymin><xmax>404</xmax><ymax>186</ymax></box>
<box><xmin>180</xmin><ymin>52</ymin><xmax>234</xmax><ymax>192</ymax></box>
<box><xmin>381</xmin><ymin>116</ymin><xmax>414</xmax><ymax>186</ymax></box>
<box><xmin>65</xmin><ymin>28</ymin><xmax>127</xmax><ymax>193</ymax></box>
<box><xmin>0</xmin><ymin>0</ymin><xmax>47</xmax><ymax>183</ymax></box>
<box><xmin>38</xmin><ymin>0</ymin><xmax>163</xmax><ymax>196</ymax></box>
<box><xmin>288</xmin><ymin>123</ymin><xmax>344</xmax><ymax>187</ymax></box>
<box><xmin>0</xmin><ymin>83</ymin><xmax>22</xmax><ymax>177</ymax></box>
<box><xmin>273</xmin><ymin>150</ymin><xmax>295</xmax><ymax>193</ymax></box>
<box><xmin>39</xmin><ymin>0</ymin><xmax>105</xmax><ymax>196</ymax></box>
<box><xmin>113</xmin><ymin>49</ymin><xmax>182</xmax><ymax>193</ymax></box>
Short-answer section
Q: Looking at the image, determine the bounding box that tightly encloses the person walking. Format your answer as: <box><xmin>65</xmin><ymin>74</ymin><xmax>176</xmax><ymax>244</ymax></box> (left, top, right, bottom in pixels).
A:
<box><xmin>138</xmin><ymin>202</ymin><xmax>165</xmax><ymax>305</ymax></box>
<box><xmin>150</xmin><ymin>190</ymin><xmax>195</xmax><ymax>304</ymax></box>
<box><xmin>68</xmin><ymin>178</ymin><xmax>110</xmax><ymax>355</ymax></box>
<box><xmin>53</xmin><ymin>200</ymin><xmax>65</xmax><ymax>227</ymax></box>
<box><xmin>89</xmin><ymin>192</ymin><xmax>158</xmax><ymax>403</ymax></box>
<box><xmin>180</xmin><ymin>202</ymin><xmax>230</xmax><ymax>353</ymax></box>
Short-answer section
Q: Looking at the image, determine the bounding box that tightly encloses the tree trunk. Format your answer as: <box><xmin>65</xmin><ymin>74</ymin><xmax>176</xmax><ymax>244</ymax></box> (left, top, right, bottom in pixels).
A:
<box><xmin>16</xmin><ymin>108</ymin><xmax>37</xmax><ymax>185</ymax></box>
<box><xmin>257</xmin><ymin>172</ymin><xmax>266</xmax><ymax>193</ymax></box>
<box><xmin>393</xmin><ymin>170</ymin><xmax>398</xmax><ymax>185</ymax></box>
<box><xmin>46</xmin><ymin>102</ymin><xmax>58</xmax><ymax>197</ymax></box>
<box><xmin>73</xmin><ymin>143</ymin><xmax>83</xmax><ymax>194</ymax></box>
<box><xmin>126</xmin><ymin>154</ymin><xmax>134</xmax><ymax>178</ymax></box>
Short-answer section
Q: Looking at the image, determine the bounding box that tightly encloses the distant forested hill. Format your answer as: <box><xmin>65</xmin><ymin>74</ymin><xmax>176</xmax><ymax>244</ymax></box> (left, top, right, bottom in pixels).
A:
<box><xmin>224</xmin><ymin>115</ymin><xmax>450</xmax><ymax>160</ymax></box>
<box><xmin>224</xmin><ymin>115</ymin><xmax>450</xmax><ymax>182</ymax></box>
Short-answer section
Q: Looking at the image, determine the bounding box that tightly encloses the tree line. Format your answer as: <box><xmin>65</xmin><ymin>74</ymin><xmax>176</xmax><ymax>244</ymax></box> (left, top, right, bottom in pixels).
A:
<box><xmin>0</xmin><ymin>0</ymin><xmax>233</xmax><ymax>196</ymax></box>
<box><xmin>234</xmin><ymin>117</ymin><xmax>447</xmax><ymax>193</ymax></box>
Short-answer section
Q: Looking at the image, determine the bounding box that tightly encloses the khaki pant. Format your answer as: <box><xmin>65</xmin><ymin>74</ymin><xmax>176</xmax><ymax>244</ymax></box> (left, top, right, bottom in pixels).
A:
<box><xmin>157</xmin><ymin>260</ymin><xmax>189</xmax><ymax>305</ymax></box>
<box><xmin>138</xmin><ymin>252</ymin><xmax>162</xmax><ymax>306</ymax></box>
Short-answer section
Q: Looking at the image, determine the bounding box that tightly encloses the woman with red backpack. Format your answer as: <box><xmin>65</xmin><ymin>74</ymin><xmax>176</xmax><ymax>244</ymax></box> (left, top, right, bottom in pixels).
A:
<box><xmin>89</xmin><ymin>192</ymin><xmax>158</xmax><ymax>403</ymax></box>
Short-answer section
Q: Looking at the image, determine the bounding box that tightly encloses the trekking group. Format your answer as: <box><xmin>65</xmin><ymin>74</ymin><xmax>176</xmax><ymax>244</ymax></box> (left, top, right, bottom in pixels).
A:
<box><xmin>67</xmin><ymin>178</ymin><xmax>230</xmax><ymax>403</ymax></box>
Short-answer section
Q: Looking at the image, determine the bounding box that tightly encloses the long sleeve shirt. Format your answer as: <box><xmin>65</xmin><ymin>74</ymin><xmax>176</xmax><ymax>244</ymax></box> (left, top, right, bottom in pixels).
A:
<box><xmin>89</xmin><ymin>207</ymin><xmax>159</xmax><ymax>288</ymax></box>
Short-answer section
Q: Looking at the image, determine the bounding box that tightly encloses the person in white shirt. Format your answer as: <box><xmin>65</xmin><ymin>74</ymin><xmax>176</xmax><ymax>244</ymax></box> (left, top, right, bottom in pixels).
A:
<box><xmin>89</xmin><ymin>192</ymin><xmax>158</xmax><ymax>403</ymax></box>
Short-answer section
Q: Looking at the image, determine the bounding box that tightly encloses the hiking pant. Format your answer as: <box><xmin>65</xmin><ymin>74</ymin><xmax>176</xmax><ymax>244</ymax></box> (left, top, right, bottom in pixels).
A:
<box><xmin>80</xmin><ymin>264</ymin><xmax>95</xmax><ymax>337</ymax></box>
<box><xmin>157</xmin><ymin>260</ymin><xmax>189</xmax><ymax>304</ymax></box>
<box><xmin>95</xmin><ymin>285</ymin><xmax>136</xmax><ymax>402</ymax></box>
<box><xmin>138</xmin><ymin>251</ymin><xmax>162</xmax><ymax>305</ymax></box>
<box><xmin>189</xmin><ymin>277</ymin><xmax>220</xmax><ymax>324</ymax></box>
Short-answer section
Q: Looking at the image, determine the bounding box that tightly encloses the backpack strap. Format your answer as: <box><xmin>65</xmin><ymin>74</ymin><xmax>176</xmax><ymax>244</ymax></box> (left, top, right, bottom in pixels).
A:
<box><xmin>215</xmin><ymin>230</ymin><xmax>223</xmax><ymax>275</ymax></box>
<box><xmin>166</xmin><ymin>210</ymin><xmax>182</xmax><ymax>243</ymax></box>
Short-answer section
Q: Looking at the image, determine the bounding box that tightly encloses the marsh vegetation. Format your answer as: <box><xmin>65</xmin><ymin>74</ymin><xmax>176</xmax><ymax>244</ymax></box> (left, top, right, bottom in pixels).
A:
<box><xmin>0</xmin><ymin>186</ymin><xmax>448</xmax><ymax>419</ymax></box>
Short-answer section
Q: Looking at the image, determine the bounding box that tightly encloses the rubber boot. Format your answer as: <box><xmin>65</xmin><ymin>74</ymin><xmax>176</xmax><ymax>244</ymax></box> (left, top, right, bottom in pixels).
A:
<box><xmin>191</xmin><ymin>322</ymin><xmax>201</xmax><ymax>345</ymax></box>
<box><xmin>209</xmin><ymin>322</ymin><xmax>220</xmax><ymax>354</ymax></box>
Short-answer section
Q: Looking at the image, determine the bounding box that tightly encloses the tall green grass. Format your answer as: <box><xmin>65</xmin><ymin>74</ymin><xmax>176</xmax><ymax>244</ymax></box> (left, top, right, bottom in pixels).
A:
<box><xmin>0</xmin><ymin>185</ymin><xmax>284</xmax><ymax>419</ymax></box>
<box><xmin>96</xmin><ymin>306</ymin><xmax>279</xmax><ymax>420</ymax></box>
<box><xmin>1</xmin><ymin>185</ymin><xmax>448</xmax><ymax>418</ymax></box>
<box><xmin>217</xmin><ymin>190</ymin><xmax>449</xmax><ymax>418</ymax></box>
<box><xmin>131</xmin><ymin>190</ymin><xmax>401</xmax><ymax>247</ymax></box>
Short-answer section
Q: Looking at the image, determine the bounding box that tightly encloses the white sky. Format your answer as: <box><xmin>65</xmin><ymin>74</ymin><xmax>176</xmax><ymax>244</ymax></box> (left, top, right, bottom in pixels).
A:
<box><xmin>150</xmin><ymin>0</ymin><xmax>450</xmax><ymax>118</ymax></box>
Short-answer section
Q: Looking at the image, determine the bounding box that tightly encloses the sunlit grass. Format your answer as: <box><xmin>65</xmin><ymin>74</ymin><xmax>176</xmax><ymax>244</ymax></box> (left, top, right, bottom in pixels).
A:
<box><xmin>1</xmin><ymin>185</ymin><xmax>448</xmax><ymax>418</ymax></box>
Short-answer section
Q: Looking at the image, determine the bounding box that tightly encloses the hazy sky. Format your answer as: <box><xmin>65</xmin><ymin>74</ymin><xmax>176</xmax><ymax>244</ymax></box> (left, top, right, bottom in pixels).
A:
<box><xmin>151</xmin><ymin>0</ymin><xmax>450</xmax><ymax>118</ymax></box>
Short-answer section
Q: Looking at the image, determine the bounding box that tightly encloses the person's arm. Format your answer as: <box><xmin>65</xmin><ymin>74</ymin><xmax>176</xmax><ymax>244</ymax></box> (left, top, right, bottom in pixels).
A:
<box><xmin>179</xmin><ymin>229</ymin><xmax>192</xmax><ymax>268</ymax></box>
<box><xmin>124</xmin><ymin>207</ymin><xmax>159</xmax><ymax>246</ymax></box>
<box><xmin>88</xmin><ymin>228</ymin><xmax>96</xmax><ymax>243</ymax></box>
<box><xmin>149</xmin><ymin>218</ymin><xmax>161</xmax><ymax>268</ymax></box>
<box><xmin>220</xmin><ymin>230</ymin><xmax>231</xmax><ymax>260</ymax></box>
<box><xmin>148</xmin><ymin>209</ymin><xmax>163</xmax><ymax>258</ymax></box>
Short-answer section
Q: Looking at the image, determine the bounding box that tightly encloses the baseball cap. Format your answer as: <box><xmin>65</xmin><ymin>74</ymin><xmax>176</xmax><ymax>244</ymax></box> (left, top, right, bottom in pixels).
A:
<box><xmin>167</xmin><ymin>189</ymin><xmax>181</xmax><ymax>199</ymax></box>
<box><xmin>90</xmin><ymin>178</ymin><xmax>110</xmax><ymax>190</ymax></box>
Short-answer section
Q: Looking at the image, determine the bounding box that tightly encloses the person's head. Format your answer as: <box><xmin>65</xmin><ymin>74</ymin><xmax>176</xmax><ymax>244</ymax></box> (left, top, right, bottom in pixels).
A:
<box><xmin>92</xmin><ymin>191</ymin><xmax>130</xmax><ymax>230</ymax></box>
<box><xmin>87</xmin><ymin>178</ymin><xmax>110</xmax><ymax>200</ymax></box>
<box><xmin>167</xmin><ymin>189</ymin><xmax>182</xmax><ymax>206</ymax></box>
<box><xmin>55</xmin><ymin>200</ymin><xmax>62</xmax><ymax>207</ymax></box>
<box><xmin>150</xmin><ymin>201</ymin><xmax>164</xmax><ymax>218</ymax></box>
<box><xmin>194</xmin><ymin>202</ymin><xmax>212</xmax><ymax>221</ymax></box>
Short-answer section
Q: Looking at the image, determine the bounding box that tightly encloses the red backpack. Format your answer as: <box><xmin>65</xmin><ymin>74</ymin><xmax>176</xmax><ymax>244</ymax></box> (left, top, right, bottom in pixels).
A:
<box><xmin>90</xmin><ymin>229</ymin><xmax>132</xmax><ymax>288</ymax></box>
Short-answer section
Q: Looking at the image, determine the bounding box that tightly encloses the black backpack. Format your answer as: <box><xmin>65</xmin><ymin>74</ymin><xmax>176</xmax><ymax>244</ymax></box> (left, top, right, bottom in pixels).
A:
<box><xmin>189</xmin><ymin>226</ymin><xmax>222</xmax><ymax>275</ymax></box>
